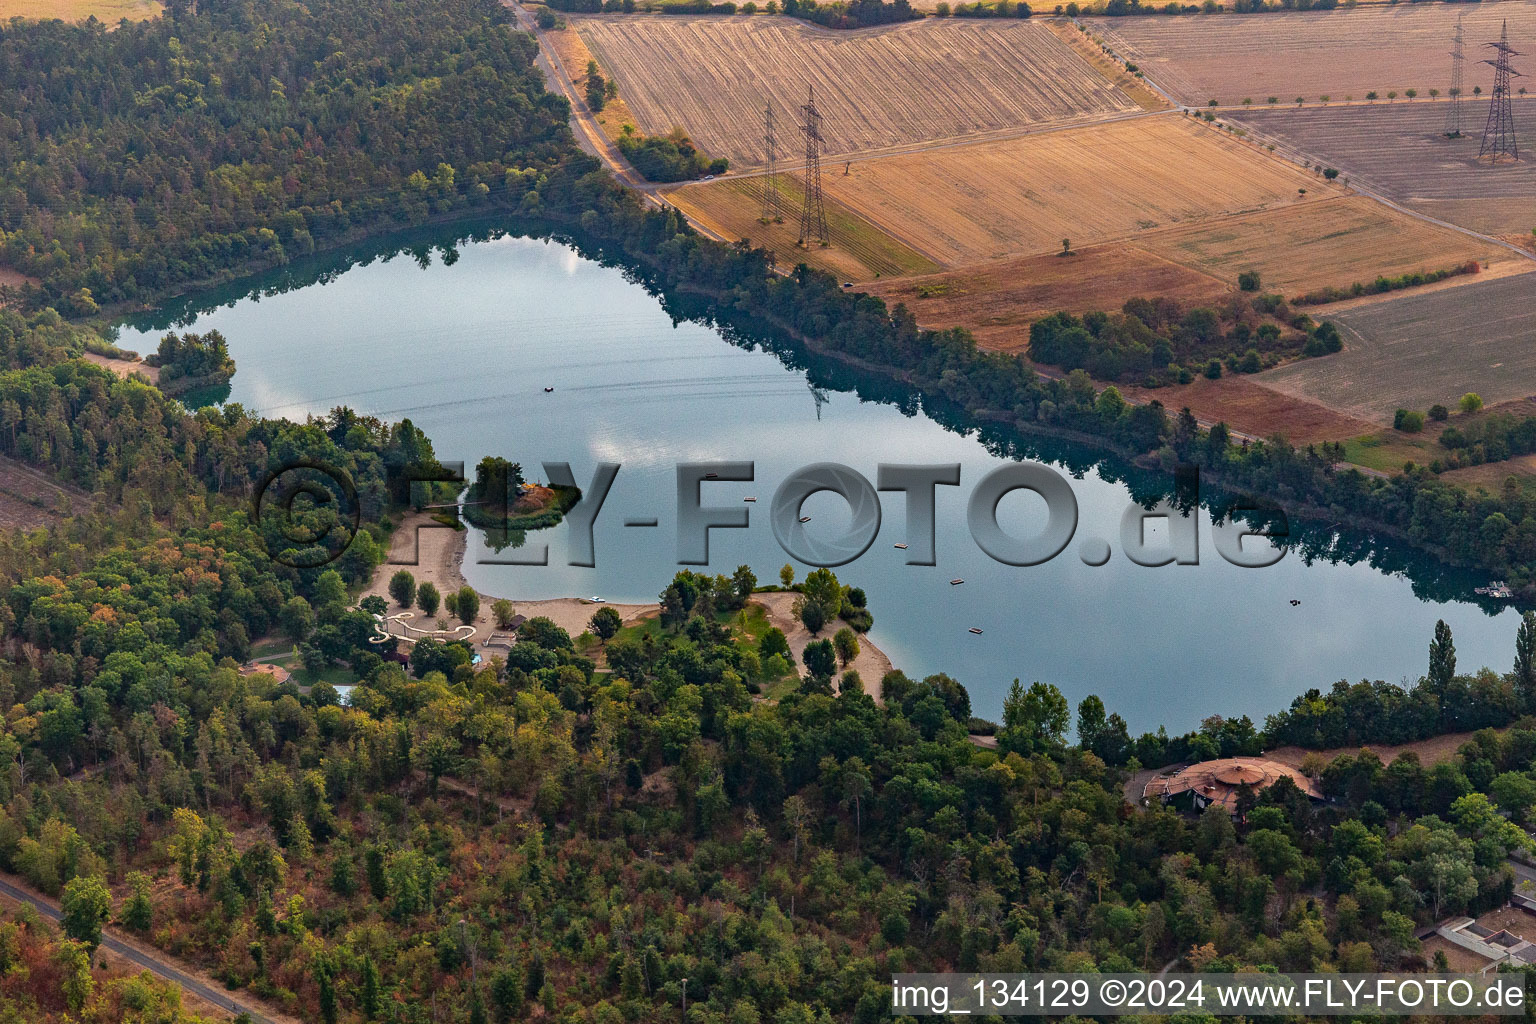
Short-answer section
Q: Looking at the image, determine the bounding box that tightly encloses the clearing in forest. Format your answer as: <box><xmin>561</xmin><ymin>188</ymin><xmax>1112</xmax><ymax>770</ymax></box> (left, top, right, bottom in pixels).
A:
<box><xmin>574</xmin><ymin>15</ymin><xmax>1141</xmax><ymax>167</ymax></box>
<box><xmin>664</xmin><ymin>174</ymin><xmax>941</xmax><ymax>281</ymax></box>
<box><xmin>821</xmin><ymin>114</ymin><xmax>1336</xmax><ymax>265</ymax></box>
<box><xmin>1255</xmin><ymin>270</ymin><xmax>1536</xmax><ymax>422</ymax></box>
<box><xmin>1088</xmin><ymin>5</ymin><xmax>1536</xmax><ymax>107</ymax></box>
<box><xmin>1140</xmin><ymin>195</ymin><xmax>1513</xmax><ymax>296</ymax></box>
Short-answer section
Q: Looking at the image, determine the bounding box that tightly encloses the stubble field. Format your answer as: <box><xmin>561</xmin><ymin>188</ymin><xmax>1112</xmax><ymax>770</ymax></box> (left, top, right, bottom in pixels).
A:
<box><xmin>0</xmin><ymin>0</ymin><xmax>158</xmax><ymax>17</ymax></box>
<box><xmin>1140</xmin><ymin>195</ymin><xmax>1513</xmax><ymax>295</ymax></box>
<box><xmin>820</xmin><ymin>114</ymin><xmax>1336</xmax><ymax>265</ymax></box>
<box><xmin>861</xmin><ymin>243</ymin><xmax>1225</xmax><ymax>351</ymax></box>
<box><xmin>1088</xmin><ymin>5</ymin><xmax>1536</xmax><ymax>106</ymax></box>
<box><xmin>664</xmin><ymin>174</ymin><xmax>942</xmax><ymax>281</ymax></box>
<box><xmin>575</xmin><ymin>15</ymin><xmax>1141</xmax><ymax>167</ymax></box>
<box><xmin>1255</xmin><ymin>270</ymin><xmax>1536</xmax><ymax>421</ymax></box>
<box><xmin>1230</xmin><ymin>101</ymin><xmax>1536</xmax><ymax>235</ymax></box>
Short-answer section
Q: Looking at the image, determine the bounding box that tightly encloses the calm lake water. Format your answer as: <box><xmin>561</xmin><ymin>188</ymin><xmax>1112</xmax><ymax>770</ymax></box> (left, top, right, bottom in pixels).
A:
<box><xmin>116</xmin><ymin>222</ymin><xmax>1526</xmax><ymax>733</ymax></box>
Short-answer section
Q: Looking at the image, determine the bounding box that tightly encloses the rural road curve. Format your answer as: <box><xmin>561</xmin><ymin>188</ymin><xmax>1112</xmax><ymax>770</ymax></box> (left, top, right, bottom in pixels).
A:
<box><xmin>0</xmin><ymin>875</ymin><xmax>277</xmax><ymax>1023</ymax></box>
<box><xmin>502</xmin><ymin>0</ymin><xmax>736</xmax><ymax>245</ymax></box>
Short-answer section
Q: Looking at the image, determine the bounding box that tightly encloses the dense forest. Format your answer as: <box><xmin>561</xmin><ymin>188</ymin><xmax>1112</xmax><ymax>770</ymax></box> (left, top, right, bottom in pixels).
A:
<box><xmin>0</xmin><ymin>0</ymin><xmax>575</xmax><ymax>312</ymax></box>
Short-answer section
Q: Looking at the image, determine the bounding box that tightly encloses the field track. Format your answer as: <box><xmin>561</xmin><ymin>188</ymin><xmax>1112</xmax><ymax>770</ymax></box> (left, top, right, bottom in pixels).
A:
<box><xmin>820</xmin><ymin>114</ymin><xmax>1339</xmax><ymax>264</ymax></box>
<box><xmin>575</xmin><ymin>15</ymin><xmax>1141</xmax><ymax>166</ymax></box>
<box><xmin>1089</xmin><ymin>5</ymin><xmax>1536</xmax><ymax>106</ymax></box>
<box><xmin>1255</xmin><ymin>270</ymin><xmax>1536</xmax><ymax>422</ymax></box>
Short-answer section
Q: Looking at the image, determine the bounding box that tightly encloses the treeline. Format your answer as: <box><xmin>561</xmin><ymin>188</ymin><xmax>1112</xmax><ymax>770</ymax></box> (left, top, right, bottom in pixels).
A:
<box><xmin>1436</xmin><ymin>411</ymin><xmax>1536</xmax><ymax>472</ymax></box>
<box><xmin>0</xmin><ymin>0</ymin><xmax>577</xmax><ymax>312</ymax></box>
<box><xmin>1266</xmin><ymin>618</ymin><xmax>1536</xmax><ymax>749</ymax></box>
<box><xmin>618</xmin><ymin>130</ymin><xmax>728</xmax><ymax>181</ymax></box>
<box><xmin>1027</xmin><ymin>291</ymin><xmax>1341</xmax><ymax>385</ymax></box>
<box><xmin>1292</xmin><ymin>262</ymin><xmax>1481</xmax><ymax>307</ymax></box>
<box><xmin>783</xmin><ymin>0</ymin><xmax>921</xmax><ymax>27</ymax></box>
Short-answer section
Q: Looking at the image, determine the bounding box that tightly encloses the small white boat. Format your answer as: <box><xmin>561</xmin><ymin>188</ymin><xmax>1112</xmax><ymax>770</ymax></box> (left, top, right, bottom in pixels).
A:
<box><xmin>705</xmin><ymin>472</ymin><xmax>718</xmax><ymax>480</ymax></box>
<box><xmin>968</xmin><ymin>627</ymin><xmax>984</xmax><ymax>635</ymax></box>
<box><xmin>950</xmin><ymin>578</ymin><xmax>964</xmax><ymax>586</ymax></box>
<box><xmin>590</xmin><ymin>596</ymin><xmax>605</xmax><ymax>603</ymax></box>
<box><xmin>893</xmin><ymin>543</ymin><xmax>908</xmax><ymax>550</ymax></box>
<box><xmin>744</xmin><ymin>496</ymin><xmax>757</xmax><ymax>502</ymax></box>
<box><xmin>543</xmin><ymin>386</ymin><xmax>554</xmax><ymax>393</ymax></box>
<box><xmin>798</xmin><ymin>515</ymin><xmax>812</xmax><ymax>523</ymax></box>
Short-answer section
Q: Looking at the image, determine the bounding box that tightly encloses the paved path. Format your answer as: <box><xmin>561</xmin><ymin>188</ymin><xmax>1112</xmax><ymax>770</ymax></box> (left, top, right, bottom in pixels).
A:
<box><xmin>0</xmin><ymin>876</ymin><xmax>277</xmax><ymax>1023</ymax></box>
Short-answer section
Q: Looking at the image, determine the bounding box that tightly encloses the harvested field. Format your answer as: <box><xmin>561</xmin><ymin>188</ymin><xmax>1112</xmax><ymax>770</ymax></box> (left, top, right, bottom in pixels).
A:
<box><xmin>574</xmin><ymin>15</ymin><xmax>1140</xmax><ymax>167</ymax></box>
<box><xmin>823</xmin><ymin>114</ymin><xmax>1339</xmax><ymax>265</ymax></box>
<box><xmin>1141</xmin><ymin>195</ymin><xmax>1512</xmax><ymax>295</ymax></box>
<box><xmin>1088</xmin><ymin>6</ymin><xmax>1536</xmax><ymax>107</ymax></box>
<box><xmin>1440</xmin><ymin>453</ymin><xmax>1536</xmax><ymax>494</ymax></box>
<box><xmin>1255</xmin><ymin>270</ymin><xmax>1536</xmax><ymax>422</ymax></box>
<box><xmin>0</xmin><ymin>0</ymin><xmax>158</xmax><ymax>17</ymax></box>
<box><xmin>1126</xmin><ymin>375</ymin><xmax>1376</xmax><ymax>444</ymax></box>
<box><xmin>1044</xmin><ymin>18</ymin><xmax>1170</xmax><ymax>111</ymax></box>
<box><xmin>861</xmin><ymin>243</ymin><xmax>1225</xmax><ymax>351</ymax></box>
<box><xmin>664</xmin><ymin>173</ymin><xmax>941</xmax><ymax>280</ymax></box>
<box><xmin>1231</xmin><ymin>101</ymin><xmax>1536</xmax><ymax>236</ymax></box>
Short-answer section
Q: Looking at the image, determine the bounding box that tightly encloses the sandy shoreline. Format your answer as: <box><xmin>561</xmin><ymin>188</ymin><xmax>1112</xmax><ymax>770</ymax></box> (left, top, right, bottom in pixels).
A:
<box><xmin>365</xmin><ymin>510</ymin><xmax>895</xmax><ymax>695</ymax></box>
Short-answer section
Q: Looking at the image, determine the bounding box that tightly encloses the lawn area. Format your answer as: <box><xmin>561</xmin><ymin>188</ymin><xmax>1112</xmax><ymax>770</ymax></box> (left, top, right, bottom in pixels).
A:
<box><xmin>1340</xmin><ymin>432</ymin><xmax>1435</xmax><ymax>474</ymax></box>
<box><xmin>291</xmin><ymin>665</ymin><xmax>359</xmax><ymax>689</ymax></box>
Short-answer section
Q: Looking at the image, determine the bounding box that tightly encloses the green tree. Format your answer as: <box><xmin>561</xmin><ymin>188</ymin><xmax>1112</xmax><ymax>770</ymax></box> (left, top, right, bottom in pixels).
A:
<box><xmin>119</xmin><ymin>871</ymin><xmax>153</xmax><ymax>933</ymax></box>
<box><xmin>833</xmin><ymin>627</ymin><xmax>859</xmax><ymax>667</ymax></box>
<box><xmin>590</xmin><ymin>606</ymin><xmax>622</xmax><ymax>642</ymax></box>
<box><xmin>390</xmin><ymin>570</ymin><xmax>417</xmax><ymax>607</ymax></box>
<box><xmin>1460</xmin><ymin>392</ymin><xmax>1484</xmax><ymax>414</ymax></box>
<box><xmin>492</xmin><ymin>598</ymin><xmax>516</xmax><ymax>629</ymax></box>
<box><xmin>61</xmin><ymin>875</ymin><xmax>111</xmax><ymax>951</ymax></box>
<box><xmin>1516</xmin><ymin>610</ymin><xmax>1536</xmax><ymax>710</ymax></box>
<box><xmin>999</xmin><ymin>679</ymin><xmax>1069</xmax><ymax>753</ymax></box>
<box><xmin>360</xmin><ymin>956</ymin><xmax>382</xmax><ymax>1019</ymax></box>
<box><xmin>456</xmin><ymin>585</ymin><xmax>480</xmax><ymax>626</ymax></box>
<box><xmin>1429</xmin><ymin>619</ymin><xmax>1456</xmax><ymax>692</ymax></box>
<box><xmin>418</xmin><ymin>582</ymin><xmax>441</xmax><ymax>617</ymax></box>
<box><xmin>803</xmin><ymin>639</ymin><xmax>837</xmax><ymax>679</ymax></box>
<box><xmin>54</xmin><ymin>939</ymin><xmax>93</xmax><ymax>1013</ymax></box>
<box><xmin>779</xmin><ymin>564</ymin><xmax>795</xmax><ymax>588</ymax></box>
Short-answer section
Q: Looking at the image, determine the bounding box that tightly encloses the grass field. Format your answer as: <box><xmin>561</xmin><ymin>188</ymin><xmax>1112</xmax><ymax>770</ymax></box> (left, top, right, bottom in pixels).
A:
<box><xmin>821</xmin><ymin>114</ymin><xmax>1337</xmax><ymax>265</ymax></box>
<box><xmin>1140</xmin><ymin>195</ymin><xmax>1511</xmax><ymax>295</ymax></box>
<box><xmin>574</xmin><ymin>15</ymin><xmax>1141</xmax><ymax>167</ymax></box>
<box><xmin>665</xmin><ymin>174</ymin><xmax>942</xmax><ymax>280</ymax></box>
<box><xmin>1255</xmin><ymin>270</ymin><xmax>1536</xmax><ymax>422</ymax></box>
<box><xmin>1231</xmin><ymin>101</ymin><xmax>1536</xmax><ymax>235</ymax></box>
<box><xmin>0</xmin><ymin>0</ymin><xmax>157</xmax><ymax>17</ymax></box>
<box><xmin>1088</xmin><ymin>5</ymin><xmax>1536</xmax><ymax>107</ymax></box>
<box><xmin>862</xmin><ymin>242</ymin><xmax>1224</xmax><ymax>350</ymax></box>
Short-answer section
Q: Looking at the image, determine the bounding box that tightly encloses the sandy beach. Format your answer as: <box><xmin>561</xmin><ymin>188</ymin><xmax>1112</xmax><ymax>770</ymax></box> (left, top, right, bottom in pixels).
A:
<box><xmin>365</xmin><ymin>510</ymin><xmax>895</xmax><ymax>695</ymax></box>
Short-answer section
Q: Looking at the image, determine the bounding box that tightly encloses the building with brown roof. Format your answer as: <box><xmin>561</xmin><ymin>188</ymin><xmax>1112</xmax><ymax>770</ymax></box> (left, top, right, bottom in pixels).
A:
<box><xmin>1143</xmin><ymin>756</ymin><xmax>1325</xmax><ymax>813</ymax></box>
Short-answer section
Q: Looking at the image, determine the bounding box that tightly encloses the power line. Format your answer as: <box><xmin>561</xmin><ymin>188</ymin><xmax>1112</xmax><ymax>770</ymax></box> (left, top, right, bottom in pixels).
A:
<box><xmin>1479</xmin><ymin>19</ymin><xmax>1523</xmax><ymax>162</ymax></box>
<box><xmin>1447</xmin><ymin>12</ymin><xmax>1465</xmax><ymax>138</ymax></box>
<box><xmin>798</xmin><ymin>85</ymin><xmax>828</xmax><ymax>248</ymax></box>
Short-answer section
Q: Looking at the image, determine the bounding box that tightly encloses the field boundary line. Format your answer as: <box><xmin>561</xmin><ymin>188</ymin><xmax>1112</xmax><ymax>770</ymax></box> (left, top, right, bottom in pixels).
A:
<box><xmin>1227</xmin><ymin>116</ymin><xmax>1536</xmax><ymax>269</ymax></box>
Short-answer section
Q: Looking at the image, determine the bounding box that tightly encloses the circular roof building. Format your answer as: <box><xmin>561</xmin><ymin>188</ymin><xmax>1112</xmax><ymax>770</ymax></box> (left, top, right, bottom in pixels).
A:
<box><xmin>1143</xmin><ymin>756</ymin><xmax>1324</xmax><ymax>813</ymax></box>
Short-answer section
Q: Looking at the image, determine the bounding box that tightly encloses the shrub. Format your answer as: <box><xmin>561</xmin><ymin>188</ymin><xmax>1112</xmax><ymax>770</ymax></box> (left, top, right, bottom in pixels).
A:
<box><xmin>1237</xmin><ymin>270</ymin><xmax>1261</xmax><ymax>292</ymax></box>
<box><xmin>1394</xmin><ymin>408</ymin><xmax>1425</xmax><ymax>433</ymax></box>
<box><xmin>1460</xmin><ymin>392</ymin><xmax>1485</xmax><ymax>415</ymax></box>
<box><xmin>1429</xmin><ymin>404</ymin><xmax>1449</xmax><ymax>422</ymax></box>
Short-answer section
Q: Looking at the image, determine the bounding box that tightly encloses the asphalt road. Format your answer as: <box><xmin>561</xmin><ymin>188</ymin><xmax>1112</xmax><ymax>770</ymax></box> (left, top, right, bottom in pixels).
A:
<box><xmin>0</xmin><ymin>876</ymin><xmax>274</xmax><ymax>1023</ymax></box>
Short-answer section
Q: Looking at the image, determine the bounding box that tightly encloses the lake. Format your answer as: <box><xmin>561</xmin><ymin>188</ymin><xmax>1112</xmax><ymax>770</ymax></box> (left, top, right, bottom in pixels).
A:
<box><xmin>116</xmin><ymin>221</ymin><xmax>1526</xmax><ymax>734</ymax></box>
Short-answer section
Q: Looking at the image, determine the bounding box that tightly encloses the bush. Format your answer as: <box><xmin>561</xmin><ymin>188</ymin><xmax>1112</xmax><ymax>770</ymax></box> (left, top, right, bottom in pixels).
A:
<box><xmin>1394</xmin><ymin>408</ymin><xmax>1425</xmax><ymax>433</ymax></box>
<box><xmin>1429</xmin><ymin>404</ymin><xmax>1449</xmax><ymax>422</ymax></box>
<box><xmin>1460</xmin><ymin>392</ymin><xmax>1485</xmax><ymax>415</ymax></box>
<box><xmin>1237</xmin><ymin>270</ymin><xmax>1261</xmax><ymax>291</ymax></box>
